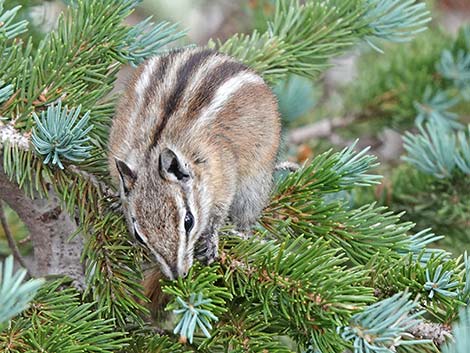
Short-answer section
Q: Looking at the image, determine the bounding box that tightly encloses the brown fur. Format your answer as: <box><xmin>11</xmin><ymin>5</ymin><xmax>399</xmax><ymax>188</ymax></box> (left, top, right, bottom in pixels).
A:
<box><xmin>108</xmin><ymin>47</ymin><xmax>280</xmax><ymax>313</ymax></box>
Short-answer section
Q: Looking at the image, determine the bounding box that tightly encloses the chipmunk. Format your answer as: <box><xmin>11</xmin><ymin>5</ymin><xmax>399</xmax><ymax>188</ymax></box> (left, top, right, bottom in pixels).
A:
<box><xmin>108</xmin><ymin>47</ymin><xmax>280</xmax><ymax>280</ymax></box>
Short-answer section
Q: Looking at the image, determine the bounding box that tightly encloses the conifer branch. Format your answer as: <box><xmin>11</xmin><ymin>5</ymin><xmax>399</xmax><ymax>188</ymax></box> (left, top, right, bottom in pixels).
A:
<box><xmin>0</xmin><ymin>81</ymin><xmax>13</xmax><ymax>103</ymax></box>
<box><xmin>0</xmin><ymin>1</ymin><xmax>28</xmax><ymax>40</ymax></box>
<box><xmin>0</xmin><ymin>119</ymin><xmax>30</xmax><ymax>151</ymax></box>
<box><xmin>67</xmin><ymin>164</ymin><xmax>117</xmax><ymax>199</ymax></box>
<box><xmin>371</xmin><ymin>252</ymin><xmax>465</xmax><ymax>323</ymax></box>
<box><xmin>441</xmin><ymin>307</ymin><xmax>470</xmax><ymax>353</ymax></box>
<box><xmin>0</xmin><ymin>161</ymin><xmax>85</xmax><ymax>285</ymax></box>
<box><xmin>31</xmin><ymin>102</ymin><xmax>93</xmax><ymax>170</ymax></box>
<box><xmin>217</xmin><ymin>235</ymin><xmax>375</xmax><ymax>351</ymax></box>
<box><xmin>203</xmin><ymin>308</ymin><xmax>296</xmax><ymax>353</ymax></box>
<box><xmin>162</xmin><ymin>264</ymin><xmax>231</xmax><ymax>343</ymax></box>
<box><xmin>403</xmin><ymin>123</ymin><xmax>470</xmax><ymax>179</ymax></box>
<box><xmin>125</xmin><ymin>331</ymin><xmax>187</xmax><ymax>353</ymax></box>
<box><xmin>364</xmin><ymin>0</ymin><xmax>431</xmax><ymax>52</ymax></box>
<box><xmin>407</xmin><ymin>321</ymin><xmax>452</xmax><ymax>347</ymax></box>
<box><xmin>0</xmin><ymin>279</ymin><xmax>128</xmax><ymax>351</ymax></box>
<box><xmin>414</xmin><ymin>88</ymin><xmax>462</xmax><ymax>130</ymax></box>
<box><xmin>172</xmin><ymin>293</ymin><xmax>218</xmax><ymax>344</ymax></box>
<box><xmin>119</xmin><ymin>18</ymin><xmax>187</xmax><ymax>66</ymax></box>
<box><xmin>437</xmin><ymin>49</ymin><xmax>470</xmax><ymax>101</ymax></box>
<box><xmin>1</xmin><ymin>1</ymin><xmax>466</xmax><ymax>352</ymax></box>
<box><xmin>455</xmin><ymin>126</ymin><xmax>470</xmax><ymax>174</ymax></box>
<box><xmin>0</xmin><ymin>256</ymin><xmax>44</xmax><ymax>330</ymax></box>
<box><xmin>339</xmin><ymin>292</ymin><xmax>431</xmax><ymax>353</ymax></box>
<box><xmin>213</xmin><ymin>0</ymin><xmax>430</xmax><ymax>83</ymax></box>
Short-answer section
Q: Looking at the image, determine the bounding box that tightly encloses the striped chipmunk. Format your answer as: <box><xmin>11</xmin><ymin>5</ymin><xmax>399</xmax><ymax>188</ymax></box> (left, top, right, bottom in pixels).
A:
<box><xmin>108</xmin><ymin>47</ymin><xmax>281</xmax><ymax>281</ymax></box>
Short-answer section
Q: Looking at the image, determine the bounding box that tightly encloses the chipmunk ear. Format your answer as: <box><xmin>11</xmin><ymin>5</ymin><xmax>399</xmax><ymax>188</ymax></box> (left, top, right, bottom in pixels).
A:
<box><xmin>159</xmin><ymin>148</ymin><xmax>191</xmax><ymax>182</ymax></box>
<box><xmin>115</xmin><ymin>158</ymin><xmax>137</xmax><ymax>194</ymax></box>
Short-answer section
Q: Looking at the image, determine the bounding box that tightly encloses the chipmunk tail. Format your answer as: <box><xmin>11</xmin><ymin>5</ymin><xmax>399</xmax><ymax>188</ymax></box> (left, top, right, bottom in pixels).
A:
<box><xmin>142</xmin><ymin>267</ymin><xmax>171</xmax><ymax>321</ymax></box>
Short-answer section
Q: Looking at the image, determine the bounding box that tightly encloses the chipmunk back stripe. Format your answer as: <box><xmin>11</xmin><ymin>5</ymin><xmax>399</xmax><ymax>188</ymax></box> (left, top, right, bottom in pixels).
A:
<box><xmin>131</xmin><ymin>56</ymin><xmax>159</xmax><ymax>129</ymax></box>
<box><xmin>109</xmin><ymin>46</ymin><xmax>281</xmax><ymax>282</ymax></box>
<box><xmin>150</xmin><ymin>49</ymin><xmax>215</xmax><ymax>148</ymax></box>
<box><xmin>185</xmin><ymin>60</ymin><xmax>248</xmax><ymax>121</ymax></box>
<box><xmin>135</xmin><ymin>57</ymin><xmax>159</xmax><ymax>98</ymax></box>
<box><xmin>194</xmin><ymin>71</ymin><xmax>265</xmax><ymax>128</ymax></box>
<box><xmin>142</xmin><ymin>53</ymin><xmax>172</xmax><ymax>113</ymax></box>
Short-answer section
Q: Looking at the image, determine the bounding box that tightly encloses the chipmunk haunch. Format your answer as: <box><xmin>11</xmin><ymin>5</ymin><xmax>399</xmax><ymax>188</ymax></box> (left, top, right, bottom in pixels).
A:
<box><xmin>108</xmin><ymin>47</ymin><xmax>280</xmax><ymax>280</ymax></box>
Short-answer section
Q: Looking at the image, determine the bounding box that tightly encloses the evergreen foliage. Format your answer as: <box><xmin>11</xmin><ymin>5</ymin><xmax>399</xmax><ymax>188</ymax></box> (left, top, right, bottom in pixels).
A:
<box><xmin>346</xmin><ymin>25</ymin><xmax>469</xmax><ymax>129</ymax></box>
<box><xmin>31</xmin><ymin>102</ymin><xmax>93</xmax><ymax>169</ymax></box>
<box><xmin>0</xmin><ymin>256</ymin><xmax>43</xmax><ymax>331</ymax></box>
<box><xmin>273</xmin><ymin>75</ymin><xmax>317</xmax><ymax>125</ymax></box>
<box><xmin>402</xmin><ymin>119</ymin><xmax>470</xmax><ymax>180</ymax></box>
<box><xmin>339</xmin><ymin>292</ymin><xmax>430</xmax><ymax>353</ymax></box>
<box><xmin>1</xmin><ymin>1</ymin><xmax>469</xmax><ymax>352</ymax></box>
<box><xmin>442</xmin><ymin>307</ymin><xmax>470</xmax><ymax>353</ymax></box>
<box><xmin>0</xmin><ymin>81</ymin><xmax>13</xmax><ymax>104</ymax></box>
<box><xmin>0</xmin><ymin>279</ymin><xmax>129</xmax><ymax>352</ymax></box>
<box><xmin>212</xmin><ymin>0</ymin><xmax>431</xmax><ymax>84</ymax></box>
<box><xmin>348</xmin><ymin>23</ymin><xmax>470</xmax><ymax>256</ymax></box>
<box><xmin>0</xmin><ymin>1</ymin><xmax>28</xmax><ymax>40</ymax></box>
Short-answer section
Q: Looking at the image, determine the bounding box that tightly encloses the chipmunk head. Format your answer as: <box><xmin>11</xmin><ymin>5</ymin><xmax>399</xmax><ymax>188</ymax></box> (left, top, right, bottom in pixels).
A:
<box><xmin>115</xmin><ymin>147</ymin><xmax>209</xmax><ymax>280</ymax></box>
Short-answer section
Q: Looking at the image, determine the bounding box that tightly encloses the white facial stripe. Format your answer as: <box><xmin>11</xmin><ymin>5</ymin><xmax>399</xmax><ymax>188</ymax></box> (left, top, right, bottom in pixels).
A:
<box><xmin>195</xmin><ymin>71</ymin><xmax>264</xmax><ymax>127</ymax></box>
<box><xmin>150</xmin><ymin>248</ymin><xmax>174</xmax><ymax>280</ymax></box>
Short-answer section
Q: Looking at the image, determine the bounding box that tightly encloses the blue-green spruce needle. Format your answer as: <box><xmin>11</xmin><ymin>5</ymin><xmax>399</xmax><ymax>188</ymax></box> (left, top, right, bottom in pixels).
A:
<box><xmin>173</xmin><ymin>292</ymin><xmax>218</xmax><ymax>344</ymax></box>
<box><xmin>340</xmin><ymin>292</ymin><xmax>430</xmax><ymax>353</ymax></box>
<box><xmin>0</xmin><ymin>256</ymin><xmax>44</xmax><ymax>328</ymax></box>
<box><xmin>364</xmin><ymin>0</ymin><xmax>431</xmax><ymax>53</ymax></box>
<box><xmin>32</xmin><ymin>102</ymin><xmax>93</xmax><ymax>169</ymax></box>
<box><xmin>424</xmin><ymin>265</ymin><xmax>459</xmax><ymax>299</ymax></box>
<box><xmin>0</xmin><ymin>1</ymin><xmax>28</xmax><ymax>40</ymax></box>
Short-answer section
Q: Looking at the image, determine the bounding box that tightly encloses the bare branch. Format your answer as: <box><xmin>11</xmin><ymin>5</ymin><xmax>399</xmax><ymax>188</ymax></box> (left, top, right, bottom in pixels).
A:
<box><xmin>407</xmin><ymin>321</ymin><xmax>453</xmax><ymax>347</ymax></box>
<box><xmin>288</xmin><ymin>116</ymin><xmax>356</xmax><ymax>144</ymax></box>
<box><xmin>68</xmin><ymin>164</ymin><xmax>117</xmax><ymax>199</ymax></box>
<box><xmin>0</xmin><ymin>161</ymin><xmax>85</xmax><ymax>287</ymax></box>
<box><xmin>0</xmin><ymin>120</ymin><xmax>30</xmax><ymax>150</ymax></box>
<box><xmin>0</xmin><ymin>201</ymin><xmax>31</xmax><ymax>275</ymax></box>
<box><xmin>275</xmin><ymin>161</ymin><xmax>300</xmax><ymax>173</ymax></box>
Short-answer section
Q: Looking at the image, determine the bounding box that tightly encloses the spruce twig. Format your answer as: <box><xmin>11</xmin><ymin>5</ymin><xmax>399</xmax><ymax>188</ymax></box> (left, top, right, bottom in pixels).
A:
<box><xmin>407</xmin><ymin>321</ymin><xmax>452</xmax><ymax>347</ymax></box>
<box><xmin>0</xmin><ymin>119</ymin><xmax>30</xmax><ymax>150</ymax></box>
<box><xmin>67</xmin><ymin>164</ymin><xmax>117</xmax><ymax>200</ymax></box>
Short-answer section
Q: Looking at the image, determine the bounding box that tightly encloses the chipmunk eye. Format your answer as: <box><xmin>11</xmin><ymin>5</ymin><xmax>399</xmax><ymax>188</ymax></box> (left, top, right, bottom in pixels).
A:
<box><xmin>184</xmin><ymin>212</ymin><xmax>194</xmax><ymax>233</ymax></box>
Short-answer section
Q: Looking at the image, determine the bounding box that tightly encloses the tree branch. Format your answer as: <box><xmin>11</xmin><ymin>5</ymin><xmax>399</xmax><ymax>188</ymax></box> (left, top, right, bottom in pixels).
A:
<box><xmin>288</xmin><ymin>116</ymin><xmax>356</xmax><ymax>144</ymax></box>
<box><xmin>0</xmin><ymin>201</ymin><xmax>31</xmax><ymax>275</ymax></box>
<box><xmin>0</xmin><ymin>160</ymin><xmax>85</xmax><ymax>287</ymax></box>
<box><xmin>0</xmin><ymin>120</ymin><xmax>30</xmax><ymax>150</ymax></box>
<box><xmin>68</xmin><ymin>164</ymin><xmax>117</xmax><ymax>199</ymax></box>
<box><xmin>407</xmin><ymin>321</ymin><xmax>453</xmax><ymax>347</ymax></box>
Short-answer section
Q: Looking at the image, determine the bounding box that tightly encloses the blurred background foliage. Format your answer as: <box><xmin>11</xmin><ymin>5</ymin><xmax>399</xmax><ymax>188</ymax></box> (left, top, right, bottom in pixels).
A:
<box><xmin>1</xmin><ymin>0</ymin><xmax>469</xmax><ymax>261</ymax></box>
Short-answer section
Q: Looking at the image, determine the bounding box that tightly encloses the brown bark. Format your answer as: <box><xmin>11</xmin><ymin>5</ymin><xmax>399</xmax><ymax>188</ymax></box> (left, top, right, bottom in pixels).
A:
<box><xmin>0</xmin><ymin>163</ymin><xmax>85</xmax><ymax>287</ymax></box>
<box><xmin>0</xmin><ymin>201</ymin><xmax>30</xmax><ymax>274</ymax></box>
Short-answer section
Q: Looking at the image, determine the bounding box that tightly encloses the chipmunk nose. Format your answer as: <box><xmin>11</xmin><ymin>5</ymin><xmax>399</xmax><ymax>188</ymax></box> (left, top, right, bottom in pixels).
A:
<box><xmin>171</xmin><ymin>266</ymin><xmax>188</xmax><ymax>279</ymax></box>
